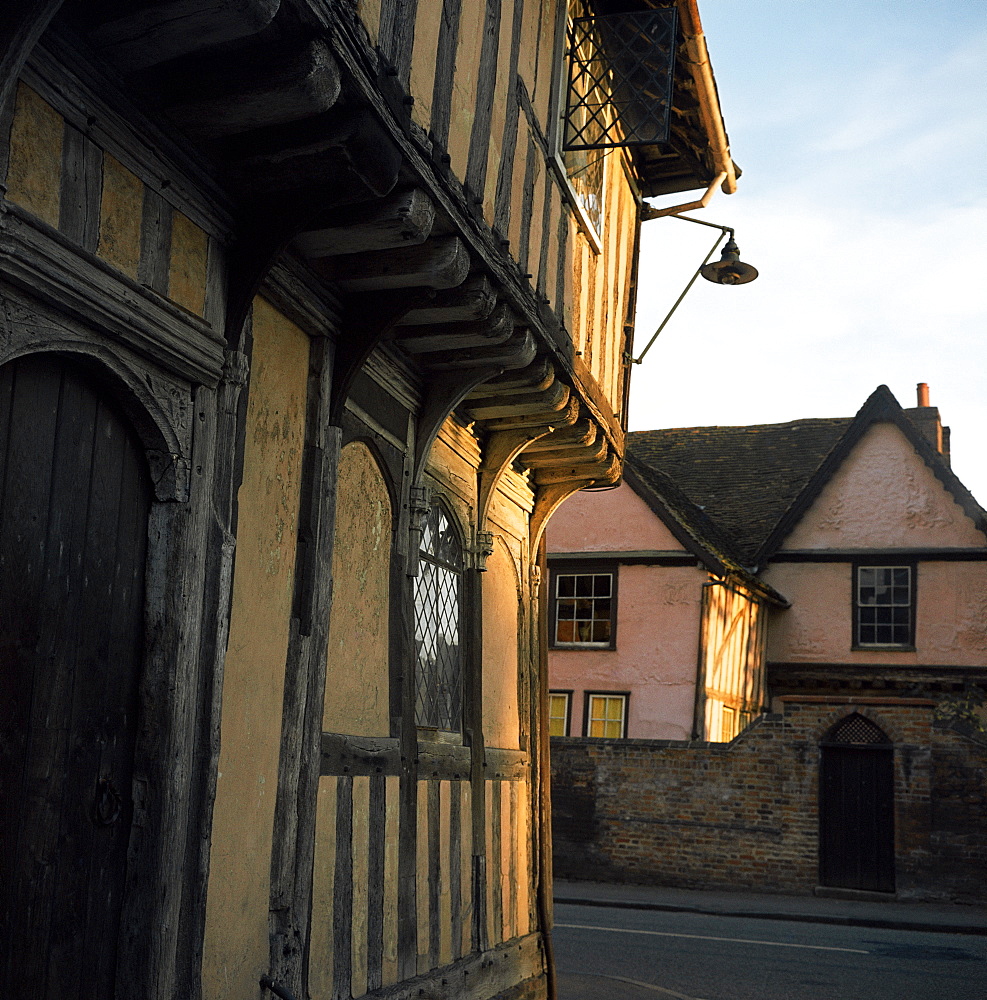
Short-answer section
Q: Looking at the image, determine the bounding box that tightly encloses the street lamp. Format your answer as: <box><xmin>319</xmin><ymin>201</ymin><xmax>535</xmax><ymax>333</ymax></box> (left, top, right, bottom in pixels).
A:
<box><xmin>626</xmin><ymin>214</ymin><xmax>758</xmax><ymax>365</ymax></box>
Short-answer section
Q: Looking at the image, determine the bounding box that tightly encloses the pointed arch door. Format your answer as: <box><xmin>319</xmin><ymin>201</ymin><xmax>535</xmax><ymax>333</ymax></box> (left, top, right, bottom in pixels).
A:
<box><xmin>0</xmin><ymin>353</ymin><xmax>152</xmax><ymax>997</ymax></box>
<box><xmin>818</xmin><ymin>713</ymin><xmax>895</xmax><ymax>893</ymax></box>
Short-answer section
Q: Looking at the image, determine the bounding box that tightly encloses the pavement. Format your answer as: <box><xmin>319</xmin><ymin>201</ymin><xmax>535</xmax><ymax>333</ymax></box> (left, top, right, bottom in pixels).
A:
<box><xmin>552</xmin><ymin>877</ymin><xmax>987</xmax><ymax>1000</ymax></box>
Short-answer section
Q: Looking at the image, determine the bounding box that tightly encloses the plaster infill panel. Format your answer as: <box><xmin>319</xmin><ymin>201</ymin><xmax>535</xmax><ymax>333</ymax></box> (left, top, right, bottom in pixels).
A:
<box><xmin>546</xmin><ymin>480</ymin><xmax>687</xmax><ymax>553</ymax></box>
<box><xmin>324</xmin><ymin>441</ymin><xmax>392</xmax><ymax>737</ymax></box>
<box><xmin>550</xmin><ymin>563</ymin><xmax>704</xmax><ymax>739</ymax></box>
<box><xmin>482</xmin><ymin>540</ymin><xmax>521</xmax><ymax>750</ymax></box>
<box><xmin>203</xmin><ymin>297</ymin><xmax>309</xmax><ymax>1000</ymax></box>
<box><xmin>782</xmin><ymin>422</ymin><xmax>986</xmax><ymax>550</ymax></box>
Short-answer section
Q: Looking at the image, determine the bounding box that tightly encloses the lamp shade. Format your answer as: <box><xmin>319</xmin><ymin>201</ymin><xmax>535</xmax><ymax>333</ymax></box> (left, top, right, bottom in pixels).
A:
<box><xmin>700</xmin><ymin>237</ymin><xmax>758</xmax><ymax>285</ymax></box>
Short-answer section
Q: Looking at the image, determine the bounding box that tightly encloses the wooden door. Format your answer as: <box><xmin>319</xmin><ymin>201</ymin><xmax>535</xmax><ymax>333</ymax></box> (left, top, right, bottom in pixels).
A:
<box><xmin>818</xmin><ymin>713</ymin><xmax>895</xmax><ymax>893</ymax></box>
<box><xmin>0</xmin><ymin>354</ymin><xmax>151</xmax><ymax>998</ymax></box>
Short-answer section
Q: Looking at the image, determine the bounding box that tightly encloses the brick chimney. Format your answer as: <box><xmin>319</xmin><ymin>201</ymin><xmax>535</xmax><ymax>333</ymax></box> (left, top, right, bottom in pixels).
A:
<box><xmin>904</xmin><ymin>382</ymin><xmax>950</xmax><ymax>465</ymax></box>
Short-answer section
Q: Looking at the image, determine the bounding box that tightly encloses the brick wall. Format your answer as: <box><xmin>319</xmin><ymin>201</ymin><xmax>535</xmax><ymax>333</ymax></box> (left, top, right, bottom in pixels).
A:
<box><xmin>550</xmin><ymin>699</ymin><xmax>986</xmax><ymax>903</ymax></box>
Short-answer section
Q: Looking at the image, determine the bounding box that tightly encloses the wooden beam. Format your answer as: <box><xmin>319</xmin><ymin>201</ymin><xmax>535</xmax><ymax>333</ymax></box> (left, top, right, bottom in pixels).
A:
<box><xmin>0</xmin><ymin>0</ymin><xmax>63</xmax><ymax>111</ymax></box>
<box><xmin>522</xmin><ymin>419</ymin><xmax>596</xmax><ymax>453</ymax></box>
<box><xmin>229</xmin><ymin>107</ymin><xmax>403</xmax><ymax>201</ymax></box>
<box><xmin>164</xmin><ymin>39</ymin><xmax>341</xmax><ymax>137</ymax></box>
<box><xmin>523</xmin><ymin>435</ymin><xmax>608</xmax><ymax>469</ymax></box>
<box><xmin>415</xmin><ymin>327</ymin><xmax>536</xmax><ymax>371</ymax></box>
<box><xmin>398</xmin><ymin>275</ymin><xmax>498</xmax><ymax>325</ymax></box>
<box><xmin>477</xmin><ymin>426</ymin><xmax>555</xmax><ymax>529</ymax></box>
<box><xmin>465</xmin><ymin>358</ymin><xmax>556</xmax><ymax>399</ymax></box>
<box><xmin>464</xmin><ymin>381</ymin><xmax>569</xmax><ymax>422</ymax></box>
<box><xmin>529</xmin><ymin>481</ymin><xmax>594</xmax><ymax>555</ymax></box>
<box><xmin>479</xmin><ymin>395</ymin><xmax>580</xmax><ymax>433</ymax></box>
<box><xmin>413</xmin><ymin>367</ymin><xmax>505</xmax><ymax>481</ymax></box>
<box><xmin>533</xmin><ymin>452</ymin><xmax>620</xmax><ymax>486</ymax></box>
<box><xmin>396</xmin><ymin>302</ymin><xmax>513</xmax><ymax>353</ymax></box>
<box><xmin>294</xmin><ymin>188</ymin><xmax>435</xmax><ymax>257</ymax></box>
<box><xmin>327</xmin><ymin>235</ymin><xmax>470</xmax><ymax>292</ymax></box>
<box><xmin>90</xmin><ymin>0</ymin><xmax>281</xmax><ymax>74</ymax></box>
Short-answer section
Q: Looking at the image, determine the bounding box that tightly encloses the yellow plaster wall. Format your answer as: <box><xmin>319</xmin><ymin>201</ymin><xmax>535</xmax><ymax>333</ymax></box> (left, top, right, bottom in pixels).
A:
<box><xmin>5</xmin><ymin>83</ymin><xmax>62</xmax><ymax>228</ymax></box>
<box><xmin>357</xmin><ymin>0</ymin><xmax>383</xmax><ymax>43</ymax></box>
<box><xmin>168</xmin><ymin>209</ymin><xmax>208</xmax><ymax>316</ymax></box>
<box><xmin>324</xmin><ymin>441</ymin><xmax>393</xmax><ymax>737</ymax></box>
<box><xmin>562</xmin><ymin>151</ymin><xmax>638</xmax><ymax>414</ymax></box>
<box><xmin>438</xmin><ymin>781</ymin><xmax>453</xmax><ymax>966</ymax></box>
<box><xmin>409</xmin><ymin>0</ymin><xmax>443</xmax><ymax>130</ymax></box>
<box><xmin>351</xmin><ymin>776</ymin><xmax>371</xmax><ymax>998</ymax></box>
<box><xmin>382</xmin><ymin>775</ymin><xmax>401</xmax><ymax>986</ymax></box>
<box><xmin>445</xmin><ymin>0</ymin><xmax>486</xmax><ymax>179</ymax></box>
<box><xmin>309</xmin><ymin>776</ymin><xmax>338</xmax><ymax>1000</ymax></box>
<box><xmin>416</xmin><ymin>780</ymin><xmax>431</xmax><ymax>973</ymax></box>
<box><xmin>97</xmin><ymin>153</ymin><xmax>143</xmax><ymax>280</ymax></box>
<box><xmin>703</xmin><ymin>582</ymin><xmax>765</xmax><ymax>742</ymax></box>
<box><xmin>482</xmin><ymin>540</ymin><xmax>521</xmax><ymax>749</ymax></box>
<box><xmin>202</xmin><ymin>297</ymin><xmax>309</xmax><ymax>1000</ymax></box>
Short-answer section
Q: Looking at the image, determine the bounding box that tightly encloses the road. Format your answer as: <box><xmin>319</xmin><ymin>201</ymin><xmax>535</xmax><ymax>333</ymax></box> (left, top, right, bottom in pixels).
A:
<box><xmin>553</xmin><ymin>901</ymin><xmax>987</xmax><ymax>1000</ymax></box>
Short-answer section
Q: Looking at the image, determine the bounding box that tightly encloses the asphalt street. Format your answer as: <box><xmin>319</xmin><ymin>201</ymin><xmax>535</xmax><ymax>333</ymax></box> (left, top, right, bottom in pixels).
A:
<box><xmin>553</xmin><ymin>900</ymin><xmax>987</xmax><ymax>1000</ymax></box>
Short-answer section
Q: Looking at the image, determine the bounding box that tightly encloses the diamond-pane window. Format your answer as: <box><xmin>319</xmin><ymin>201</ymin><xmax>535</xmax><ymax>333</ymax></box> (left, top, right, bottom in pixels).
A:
<box><xmin>414</xmin><ymin>502</ymin><xmax>464</xmax><ymax>731</ymax></box>
<box><xmin>563</xmin><ymin>6</ymin><xmax>677</xmax><ymax>153</ymax></box>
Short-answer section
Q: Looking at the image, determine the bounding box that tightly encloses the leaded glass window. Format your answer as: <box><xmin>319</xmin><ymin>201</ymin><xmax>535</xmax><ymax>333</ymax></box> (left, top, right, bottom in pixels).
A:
<box><xmin>414</xmin><ymin>502</ymin><xmax>464</xmax><ymax>731</ymax></box>
<box><xmin>855</xmin><ymin>565</ymin><xmax>913</xmax><ymax>647</ymax></box>
<box><xmin>563</xmin><ymin>4</ymin><xmax>677</xmax><ymax>153</ymax></box>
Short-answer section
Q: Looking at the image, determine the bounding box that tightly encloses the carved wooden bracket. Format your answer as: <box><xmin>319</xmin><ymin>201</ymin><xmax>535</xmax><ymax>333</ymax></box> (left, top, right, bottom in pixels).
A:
<box><xmin>477</xmin><ymin>426</ymin><xmax>555</xmax><ymax>531</ymax></box>
<box><xmin>529</xmin><ymin>480</ymin><xmax>595</xmax><ymax>554</ymax></box>
<box><xmin>412</xmin><ymin>366</ymin><xmax>505</xmax><ymax>482</ymax></box>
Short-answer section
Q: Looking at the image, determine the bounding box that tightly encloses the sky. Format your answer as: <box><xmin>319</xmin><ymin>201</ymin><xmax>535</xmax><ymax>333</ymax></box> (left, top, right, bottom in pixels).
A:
<box><xmin>631</xmin><ymin>1</ymin><xmax>987</xmax><ymax>505</ymax></box>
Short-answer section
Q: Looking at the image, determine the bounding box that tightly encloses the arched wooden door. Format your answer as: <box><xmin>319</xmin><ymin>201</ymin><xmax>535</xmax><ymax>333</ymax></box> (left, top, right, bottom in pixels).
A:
<box><xmin>0</xmin><ymin>354</ymin><xmax>152</xmax><ymax>997</ymax></box>
<box><xmin>818</xmin><ymin>713</ymin><xmax>895</xmax><ymax>893</ymax></box>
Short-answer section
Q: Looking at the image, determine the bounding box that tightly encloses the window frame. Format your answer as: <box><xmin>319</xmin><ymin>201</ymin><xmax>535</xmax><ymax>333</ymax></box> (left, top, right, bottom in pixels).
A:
<box><xmin>583</xmin><ymin>691</ymin><xmax>629</xmax><ymax>739</ymax></box>
<box><xmin>851</xmin><ymin>560</ymin><xmax>917</xmax><ymax>651</ymax></box>
<box><xmin>548</xmin><ymin>561</ymin><xmax>619</xmax><ymax>650</ymax></box>
<box><xmin>548</xmin><ymin>690</ymin><xmax>573</xmax><ymax>737</ymax></box>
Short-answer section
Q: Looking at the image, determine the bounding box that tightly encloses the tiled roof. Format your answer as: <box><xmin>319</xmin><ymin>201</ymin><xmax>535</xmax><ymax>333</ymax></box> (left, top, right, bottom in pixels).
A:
<box><xmin>628</xmin><ymin>417</ymin><xmax>853</xmax><ymax>564</ymax></box>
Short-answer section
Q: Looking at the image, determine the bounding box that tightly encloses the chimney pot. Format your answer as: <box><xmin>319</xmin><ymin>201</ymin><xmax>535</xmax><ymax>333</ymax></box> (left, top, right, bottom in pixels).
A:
<box><xmin>917</xmin><ymin>382</ymin><xmax>930</xmax><ymax>407</ymax></box>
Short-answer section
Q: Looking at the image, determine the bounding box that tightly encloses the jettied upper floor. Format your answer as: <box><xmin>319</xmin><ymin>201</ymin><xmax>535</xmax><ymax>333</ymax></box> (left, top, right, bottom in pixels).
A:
<box><xmin>2</xmin><ymin>0</ymin><xmax>737</xmax><ymax>536</ymax></box>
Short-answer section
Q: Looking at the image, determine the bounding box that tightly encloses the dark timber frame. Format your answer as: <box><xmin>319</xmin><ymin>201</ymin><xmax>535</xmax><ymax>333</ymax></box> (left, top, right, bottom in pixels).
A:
<box><xmin>0</xmin><ymin>0</ymin><xmax>721</xmax><ymax>995</ymax></box>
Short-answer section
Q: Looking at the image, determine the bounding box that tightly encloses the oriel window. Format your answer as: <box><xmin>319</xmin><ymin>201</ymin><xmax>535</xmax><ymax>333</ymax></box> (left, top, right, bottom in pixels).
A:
<box><xmin>561</xmin><ymin>1</ymin><xmax>677</xmax><ymax>230</ymax></box>
<box><xmin>414</xmin><ymin>502</ymin><xmax>464</xmax><ymax>731</ymax></box>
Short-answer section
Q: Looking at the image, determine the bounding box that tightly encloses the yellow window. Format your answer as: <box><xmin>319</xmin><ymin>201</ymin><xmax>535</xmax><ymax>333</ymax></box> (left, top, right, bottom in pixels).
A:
<box><xmin>720</xmin><ymin>706</ymin><xmax>738</xmax><ymax>742</ymax></box>
<box><xmin>549</xmin><ymin>693</ymin><xmax>570</xmax><ymax>737</ymax></box>
<box><xmin>587</xmin><ymin>694</ymin><xmax>626</xmax><ymax>738</ymax></box>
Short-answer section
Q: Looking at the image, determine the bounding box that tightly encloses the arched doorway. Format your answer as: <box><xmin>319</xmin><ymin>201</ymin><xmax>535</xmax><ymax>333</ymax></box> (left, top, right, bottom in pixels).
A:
<box><xmin>0</xmin><ymin>353</ymin><xmax>152</xmax><ymax>996</ymax></box>
<box><xmin>818</xmin><ymin>713</ymin><xmax>895</xmax><ymax>893</ymax></box>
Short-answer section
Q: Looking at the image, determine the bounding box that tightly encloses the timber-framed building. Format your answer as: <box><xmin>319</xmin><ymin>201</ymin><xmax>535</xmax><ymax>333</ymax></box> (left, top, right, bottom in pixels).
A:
<box><xmin>0</xmin><ymin>2</ymin><xmax>736</xmax><ymax>998</ymax></box>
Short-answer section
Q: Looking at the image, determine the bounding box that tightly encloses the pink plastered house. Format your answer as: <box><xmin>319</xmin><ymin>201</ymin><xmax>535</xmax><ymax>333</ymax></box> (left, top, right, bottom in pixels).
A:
<box><xmin>547</xmin><ymin>385</ymin><xmax>987</xmax><ymax>742</ymax></box>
